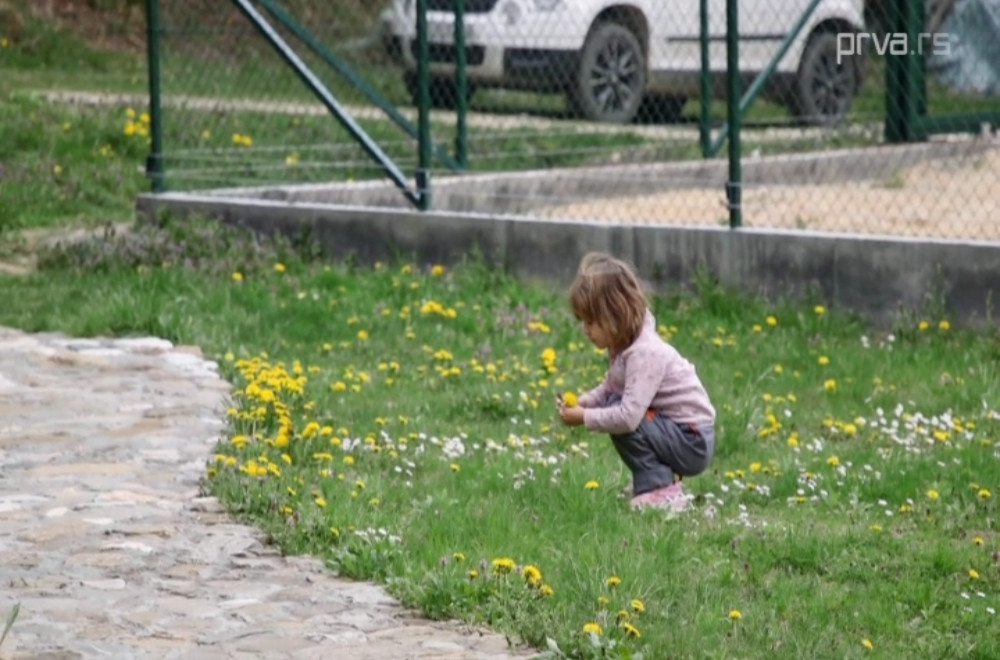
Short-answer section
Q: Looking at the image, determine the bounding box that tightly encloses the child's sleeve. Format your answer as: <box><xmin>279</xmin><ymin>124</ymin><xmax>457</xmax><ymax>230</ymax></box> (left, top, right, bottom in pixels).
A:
<box><xmin>583</xmin><ymin>349</ymin><xmax>665</xmax><ymax>433</ymax></box>
<box><xmin>576</xmin><ymin>378</ymin><xmax>609</xmax><ymax>408</ymax></box>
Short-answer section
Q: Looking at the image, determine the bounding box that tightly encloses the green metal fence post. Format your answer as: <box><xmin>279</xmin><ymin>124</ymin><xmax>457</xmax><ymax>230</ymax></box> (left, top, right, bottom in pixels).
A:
<box><xmin>884</xmin><ymin>0</ymin><xmax>921</xmax><ymax>142</ymax></box>
<box><xmin>453</xmin><ymin>0</ymin><xmax>469</xmax><ymax>168</ymax></box>
<box><xmin>416</xmin><ymin>0</ymin><xmax>432</xmax><ymax>210</ymax></box>
<box><xmin>145</xmin><ymin>0</ymin><xmax>165</xmax><ymax>192</ymax></box>
<box><xmin>699</xmin><ymin>0</ymin><xmax>710</xmax><ymax>158</ymax></box>
<box><xmin>725</xmin><ymin>0</ymin><xmax>742</xmax><ymax>228</ymax></box>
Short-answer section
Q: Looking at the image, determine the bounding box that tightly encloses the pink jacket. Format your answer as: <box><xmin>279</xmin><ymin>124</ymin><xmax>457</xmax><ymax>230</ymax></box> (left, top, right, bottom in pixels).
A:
<box><xmin>579</xmin><ymin>310</ymin><xmax>716</xmax><ymax>434</ymax></box>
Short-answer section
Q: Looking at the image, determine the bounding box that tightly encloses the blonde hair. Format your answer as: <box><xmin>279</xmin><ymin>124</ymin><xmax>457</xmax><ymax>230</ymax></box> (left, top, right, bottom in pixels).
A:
<box><xmin>568</xmin><ymin>252</ymin><xmax>648</xmax><ymax>352</ymax></box>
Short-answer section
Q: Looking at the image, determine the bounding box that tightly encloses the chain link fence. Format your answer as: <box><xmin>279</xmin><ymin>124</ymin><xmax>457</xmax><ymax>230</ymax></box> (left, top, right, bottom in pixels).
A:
<box><xmin>146</xmin><ymin>0</ymin><xmax>1000</xmax><ymax>240</ymax></box>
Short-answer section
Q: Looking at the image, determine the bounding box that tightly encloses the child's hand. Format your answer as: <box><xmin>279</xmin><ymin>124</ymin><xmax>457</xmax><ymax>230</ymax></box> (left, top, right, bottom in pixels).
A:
<box><xmin>558</xmin><ymin>405</ymin><xmax>585</xmax><ymax>427</ymax></box>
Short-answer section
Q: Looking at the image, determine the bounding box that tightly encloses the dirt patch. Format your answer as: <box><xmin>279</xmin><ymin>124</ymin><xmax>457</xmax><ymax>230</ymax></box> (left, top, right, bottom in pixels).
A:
<box><xmin>537</xmin><ymin>145</ymin><xmax>1000</xmax><ymax>241</ymax></box>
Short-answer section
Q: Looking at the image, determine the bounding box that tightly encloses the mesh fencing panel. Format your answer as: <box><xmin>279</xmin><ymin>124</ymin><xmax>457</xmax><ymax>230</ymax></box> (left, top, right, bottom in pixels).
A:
<box><xmin>150</xmin><ymin>0</ymin><xmax>1000</xmax><ymax>240</ymax></box>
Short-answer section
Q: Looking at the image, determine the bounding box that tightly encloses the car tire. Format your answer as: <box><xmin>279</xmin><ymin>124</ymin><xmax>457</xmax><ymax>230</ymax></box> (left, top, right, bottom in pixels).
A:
<box><xmin>789</xmin><ymin>30</ymin><xmax>861</xmax><ymax>127</ymax></box>
<box><xmin>570</xmin><ymin>22</ymin><xmax>646</xmax><ymax>124</ymax></box>
<box><xmin>405</xmin><ymin>72</ymin><xmax>474</xmax><ymax>110</ymax></box>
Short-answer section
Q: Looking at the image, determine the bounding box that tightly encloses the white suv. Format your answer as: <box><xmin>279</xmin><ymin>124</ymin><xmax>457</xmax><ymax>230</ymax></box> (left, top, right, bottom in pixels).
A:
<box><xmin>381</xmin><ymin>0</ymin><xmax>866</xmax><ymax>125</ymax></box>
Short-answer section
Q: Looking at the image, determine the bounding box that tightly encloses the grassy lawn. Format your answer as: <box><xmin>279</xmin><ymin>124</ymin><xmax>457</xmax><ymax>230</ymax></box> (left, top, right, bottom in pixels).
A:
<box><xmin>2</xmin><ymin>218</ymin><xmax>999</xmax><ymax>659</ymax></box>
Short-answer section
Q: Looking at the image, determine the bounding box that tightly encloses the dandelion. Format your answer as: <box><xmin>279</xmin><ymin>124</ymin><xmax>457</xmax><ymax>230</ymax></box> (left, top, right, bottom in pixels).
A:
<box><xmin>453</xmin><ymin>552</ymin><xmax>465</xmax><ymax>562</ymax></box>
<box><xmin>582</xmin><ymin>622</ymin><xmax>602</xmax><ymax>636</ymax></box>
<box><xmin>585</xmin><ymin>480</ymin><xmax>600</xmax><ymax>490</ymax></box>
<box><xmin>622</xmin><ymin>622</ymin><xmax>641</xmax><ymax>637</ymax></box>
<box><xmin>630</xmin><ymin>599</ymin><xmax>645</xmax><ymax>613</ymax></box>
<box><xmin>492</xmin><ymin>557</ymin><xmax>516</xmax><ymax>575</ymax></box>
<box><xmin>314</xmin><ymin>496</ymin><xmax>327</xmax><ymax>508</ymax></box>
<box><xmin>969</xmin><ymin>569</ymin><xmax>980</xmax><ymax>580</ymax></box>
<box><xmin>862</xmin><ymin>638</ymin><xmax>874</xmax><ymax>651</ymax></box>
<box><xmin>826</xmin><ymin>455</ymin><xmax>840</xmax><ymax>467</ymax></box>
<box><xmin>974</xmin><ymin>536</ymin><xmax>984</xmax><ymax>546</ymax></box>
<box><xmin>606</xmin><ymin>575</ymin><xmax>621</xmax><ymax>588</ymax></box>
<box><xmin>274</xmin><ymin>262</ymin><xmax>286</xmax><ymax>273</ymax></box>
<box><xmin>728</xmin><ymin>609</ymin><xmax>742</xmax><ymax>620</ymax></box>
<box><xmin>939</xmin><ymin>320</ymin><xmax>950</xmax><ymax>331</ymax></box>
<box><xmin>818</xmin><ymin>355</ymin><xmax>830</xmax><ymax>366</ymax></box>
<box><xmin>232</xmin><ymin>271</ymin><xmax>243</xmax><ymax>283</ymax></box>
<box><xmin>918</xmin><ymin>320</ymin><xmax>929</xmax><ymax>331</ymax></box>
<box><xmin>357</xmin><ymin>330</ymin><xmax>370</xmax><ymax>341</ymax></box>
<box><xmin>467</xmin><ymin>569</ymin><xmax>479</xmax><ymax>580</ymax></box>
<box><xmin>539</xmin><ymin>584</ymin><xmax>554</xmax><ymax>597</ymax></box>
<box><xmin>450</xmin><ymin>463</ymin><xmax>460</xmax><ymax>472</ymax></box>
<box><xmin>814</xmin><ymin>304</ymin><xmax>826</xmax><ymax>315</ymax></box>
<box><xmin>562</xmin><ymin>391</ymin><xmax>578</xmax><ymax>407</ymax></box>
<box><xmin>824</xmin><ymin>379</ymin><xmax>837</xmax><ymax>393</ymax></box>
<box><xmin>523</xmin><ymin>564</ymin><xmax>542</xmax><ymax>588</ymax></box>
<box><xmin>978</xmin><ymin>489</ymin><xmax>992</xmax><ymax>499</ymax></box>
<box><xmin>431</xmin><ymin>264</ymin><xmax>445</xmax><ymax>276</ymax></box>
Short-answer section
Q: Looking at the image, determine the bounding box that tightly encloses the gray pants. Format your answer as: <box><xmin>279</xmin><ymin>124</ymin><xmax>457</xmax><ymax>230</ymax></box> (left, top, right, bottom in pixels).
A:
<box><xmin>608</xmin><ymin>398</ymin><xmax>715</xmax><ymax>495</ymax></box>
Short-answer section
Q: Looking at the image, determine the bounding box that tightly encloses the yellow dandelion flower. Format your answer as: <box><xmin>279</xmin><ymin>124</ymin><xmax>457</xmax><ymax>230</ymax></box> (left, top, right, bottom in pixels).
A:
<box><xmin>728</xmin><ymin>609</ymin><xmax>742</xmax><ymax>620</ymax></box>
<box><xmin>939</xmin><ymin>320</ymin><xmax>950</xmax><ymax>331</ymax></box>
<box><xmin>491</xmin><ymin>557</ymin><xmax>516</xmax><ymax>575</ymax></box>
<box><xmin>622</xmin><ymin>622</ymin><xmax>641</xmax><ymax>638</ymax></box>
<box><xmin>606</xmin><ymin>575</ymin><xmax>621</xmax><ymax>588</ymax></box>
<box><xmin>274</xmin><ymin>262</ymin><xmax>286</xmax><ymax>273</ymax></box>
<box><xmin>862</xmin><ymin>638</ymin><xmax>873</xmax><ymax>650</ymax></box>
<box><xmin>978</xmin><ymin>489</ymin><xmax>992</xmax><ymax>499</ymax></box>
<box><xmin>630</xmin><ymin>599</ymin><xmax>645</xmax><ymax>613</ymax></box>
<box><xmin>431</xmin><ymin>264</ymin><xmax>445</xmax><ymax>276</ymax></box>
<box><xmin>467</xmin><ymin>569</ymin><xmax>479</xmax><ymax>579</ymax></box>
<box><xmin>974</xmin><ymin>536</ymin><xmax>984</xmax><ymax>546</ymax></box>
<box><xmin>562</xmin><ymin>391</ymin><xmax>578</xmax><ymax>407</ymax></box>
<box><xmin>926</xmin><ymin>489</ymin><xmax>940</xmax><ymax>500</ymax></box>
<box><xmin>523</xmin><ymin>565</ymin><xmax>542</xmax><ymax>588</ymax></box>
<box><xmin>453</xmin><ymin>552</ymin><xmax>465</xmax><ymax>562</ymax></box>
<box><xmin>969</xmin><ymin>569</ymin><xmax>980</xmax><ymax>580</ymax></box>
<box><xmin>824</xmin><ymin>379</ymin><xmax>837</xmax><ymax>392</ymax></box>
<box><xmin>582</xmin><ymin>622</ymin><xmax>602</xmax><ymax>636</ymax></box>
<box><xmin>818</xmin><ymin>355</ymin><xmax>830</xmax><ymax>366</ymax></box>
<box><xmin>765</xmin><ymin>315</ymin><xmax>778</xmax><ymax>326</ymax></box>
<box><xmin>814</xmin><ymin>305</ymin><xmax>826</xmax><ymax>315</ymax></box>
<box><xmin>918</xmin><ymin>320</ymin><xmax>929</xmax><ymax>331</ymax></box>
<box><xmin>585</xmin><ymin>480</ymin><xmax>599</xmax><ymax>490</ymax></box>
<box><xmin>827</xmin><ymin>455</ymin><xmax>840</xmax><ymax>467</ymax></box>
<box><xmin>540</xmin><ymin>584</ymin><xmax>554</xmax><ymax>597</ymax></box>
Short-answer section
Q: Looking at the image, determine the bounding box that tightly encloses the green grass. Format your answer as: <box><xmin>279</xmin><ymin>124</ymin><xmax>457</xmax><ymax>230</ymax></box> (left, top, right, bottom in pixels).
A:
<box><xmin>1</xmin><ymin>218</ymin><xmax>998</xmax><ymax>659</ymax></box>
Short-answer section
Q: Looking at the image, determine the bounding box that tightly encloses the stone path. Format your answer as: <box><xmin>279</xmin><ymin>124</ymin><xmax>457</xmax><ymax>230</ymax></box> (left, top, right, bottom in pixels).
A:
<box><xmin>0</xmin><ymin>327</ymin><xmax>531</xmax><ymax>659</ymax></box>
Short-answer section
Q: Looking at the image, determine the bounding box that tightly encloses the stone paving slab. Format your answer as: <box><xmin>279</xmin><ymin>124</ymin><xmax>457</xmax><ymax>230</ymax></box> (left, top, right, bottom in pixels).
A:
<box><xmin>0</xmin><ymin>327</ymin><xmax>534</xmax><ymax>659</ymax></box>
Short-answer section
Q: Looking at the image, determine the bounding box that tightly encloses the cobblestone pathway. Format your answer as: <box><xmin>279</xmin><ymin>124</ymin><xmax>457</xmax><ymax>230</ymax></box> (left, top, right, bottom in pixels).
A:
<box><xmin>0</xmin><ymin>326</ymin><xmax>531</xmax><ymax>659</ymax></box>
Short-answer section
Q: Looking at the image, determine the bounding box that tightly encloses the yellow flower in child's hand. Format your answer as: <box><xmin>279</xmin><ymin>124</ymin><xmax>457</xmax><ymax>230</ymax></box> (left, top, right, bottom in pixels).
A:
<box><xmin>562</xmin><ymin>391</ymin><xmax>578</xmax><ymax>407</ymax></box>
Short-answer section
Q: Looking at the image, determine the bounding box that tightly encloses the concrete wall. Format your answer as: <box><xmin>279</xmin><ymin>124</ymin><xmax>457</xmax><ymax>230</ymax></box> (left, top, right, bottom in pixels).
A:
<box><xmin>136</xmin><ymin>192</ymin><xmax>1000</xmax><ymax>328</ymax></box>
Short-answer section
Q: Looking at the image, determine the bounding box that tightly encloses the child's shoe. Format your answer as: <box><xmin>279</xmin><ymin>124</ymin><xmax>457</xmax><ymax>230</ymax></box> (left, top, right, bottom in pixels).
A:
<box><xmin>629</xmin><ymin>481</ymin><xmax>688</xmax><ymax>513</ymax></box>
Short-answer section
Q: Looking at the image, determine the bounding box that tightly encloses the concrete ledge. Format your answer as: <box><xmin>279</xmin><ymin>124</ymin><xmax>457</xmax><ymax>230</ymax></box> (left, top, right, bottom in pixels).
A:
<box><xmin>136</xmin><ymin>192</ymin><xmax>1000</xmax><ymax>328</ymax></box>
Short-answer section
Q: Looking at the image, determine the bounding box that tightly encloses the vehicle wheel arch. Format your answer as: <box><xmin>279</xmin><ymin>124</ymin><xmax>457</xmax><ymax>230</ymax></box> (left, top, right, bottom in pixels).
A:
<box><xmin>590</xmin><ymin>5</ymin><xmax>650</xmax><ymax>56</ymax></box>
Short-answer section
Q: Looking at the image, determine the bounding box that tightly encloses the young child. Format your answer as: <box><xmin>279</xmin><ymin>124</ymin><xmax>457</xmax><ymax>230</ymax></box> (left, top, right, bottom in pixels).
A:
<box><xmin>557</xmin><ymin>252</ymin><xmax>716</xmax><ymax>511</ymax></box>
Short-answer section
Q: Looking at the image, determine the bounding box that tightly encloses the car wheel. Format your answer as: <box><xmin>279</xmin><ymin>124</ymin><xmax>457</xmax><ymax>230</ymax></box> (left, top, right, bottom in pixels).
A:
<box><xmin>404</xmin><ymin>72</ymin><xmax>474</xmax><ymax>110</ymax></box>
<box><xmin>790</xmin><ymin>30</ymin><xmax>860</xmax><ymax>127</ymax></box>
<box><xmin>570</xmin><ymin>22</ymin><xmax>646</xmax><ymax>124</ymax></box>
